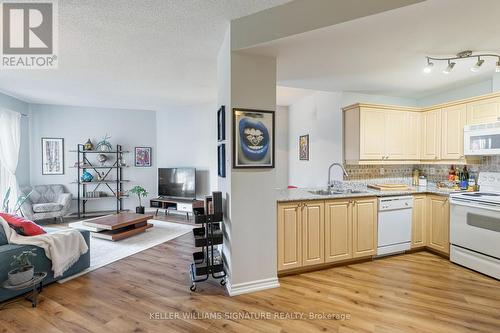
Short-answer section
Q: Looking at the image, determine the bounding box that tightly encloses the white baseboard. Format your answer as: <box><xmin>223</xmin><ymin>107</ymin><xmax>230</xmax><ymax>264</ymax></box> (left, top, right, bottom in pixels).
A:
<box><xmin>226</xmin><ymin>277</ymin><xmax>280</xmax><ymax>296</ymax></box>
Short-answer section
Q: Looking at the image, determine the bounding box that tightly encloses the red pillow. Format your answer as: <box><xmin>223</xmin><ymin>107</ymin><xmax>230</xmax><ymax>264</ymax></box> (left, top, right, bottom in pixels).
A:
<box><xmin>0</xmin><ymin>213</ymin><xmax>46</xmax><ymax>236</ymax></box>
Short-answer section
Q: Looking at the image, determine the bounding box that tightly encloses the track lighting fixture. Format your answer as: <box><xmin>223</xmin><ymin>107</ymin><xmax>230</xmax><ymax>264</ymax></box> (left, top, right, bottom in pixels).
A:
<box><xmin>423</xmin><ymin>58</ymin><xmax>434</xmax><ymax>73</ymax></box>
<box><xmin>443</xmin><ymin>60</ymin><xmax>456</xmax><ymax>74</ymax></box>
<box><xmin>471</xmin><ymin>57</ymin><xmax>484</xmax><ymax>72</ymax></box>
<box><xmin>424</xmin><ymin>51</ymin><xmax>500</xmax><ymax>74</ymax></box>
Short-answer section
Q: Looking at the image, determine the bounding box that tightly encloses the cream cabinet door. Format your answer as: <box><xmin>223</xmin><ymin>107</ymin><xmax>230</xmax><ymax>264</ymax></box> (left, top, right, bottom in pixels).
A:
<box><xmin>352</xmin><ymin>198</ymin><xmax>378</xmax><ymax>258</ymax></box>
<box><xmin>406</xmin><ymin>112</ymin><xmax>421</xmax><ymax>159</ymax></box>
<box><xmin>427</xmin><ymin>196</ymin><xmax>450</xmax><ymax>255</ymax></box>
<box><xmin>466</xmin><ymin>97</ymin><xmax>500</xmax><ymax>125</ymax></box>
<box><xmin>324</xmin><ymin>200</ymin><xmax>352</xmax><ymax>263</ymax></box>
<box><xmin>277</xmin><ymin>203</ymin><xmax>302</xmax><ymax>271</ymax></box>
<box><xmin>421</xmin><ymin>109</ymin><xmax>442</xmax><ymax>160</ymax></box>
<box><xmin>442</xmin><ymin>104</ymin><xmax>466</xmax><ymax>160</ymax></box>
<box><xmin>360</xmin><ymin>108</ymin><xmax>386</xmax><ymax>160</ymax></box>
<box><xmin>302</xmin><ymin>201</ymin><xmax>325</xmax><ymax>266</ymax></box>
<box><xmin>385</xmin><ymin>111</ymin><xmax>407</xmax><ymax>160</ymax></box>
<box><xmin>411</xmin><ymin>195</ymin><xmax>426</xmax><ymax>248</ymax></box>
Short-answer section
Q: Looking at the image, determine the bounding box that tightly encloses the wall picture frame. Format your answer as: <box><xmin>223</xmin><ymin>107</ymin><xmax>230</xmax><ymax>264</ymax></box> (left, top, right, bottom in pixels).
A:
<box><xmin>232</xmin><ymin>108</ymin><xmax>275</xmax><ymax>169</ymax></box>
<box><xmin>41</xmin><ymin>137</ymin><xmax>64</xmax><ymax>175</ymax></box>
<box><xmin>299</xmin><ymin>134</ymin><xmax>309</xmax><ymax>161</ymax></box>
<box><xmin>135</xmin><ymin>147</ymin><xmax>152</xmax><ymax>167</ymax></box>
<box><xmin>218</xmin><ymin>143</ymin><xmax>226</xmax><ymax>178</ymax></box>
<box><xmin>217</xmin><ymin>105</ymin><xmax>225</xmax><ymax>142</ymax></box>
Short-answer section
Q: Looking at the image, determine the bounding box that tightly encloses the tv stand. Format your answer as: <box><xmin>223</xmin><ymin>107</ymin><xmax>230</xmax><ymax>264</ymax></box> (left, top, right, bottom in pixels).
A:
<box><xmin>150</xmin><ymin>197</ymin><xmax>204</xmax><ymax>220</ymax></box>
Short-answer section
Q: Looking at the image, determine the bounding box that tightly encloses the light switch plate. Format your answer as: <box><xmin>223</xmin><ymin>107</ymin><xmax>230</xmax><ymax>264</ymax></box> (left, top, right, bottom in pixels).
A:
<box><xmin>430</xmin><ymin>167</ymin><xmax>436</xmax><ymax>175</ymax></box>
<box><xmin>380</xmin><ymin>167</ymin><xmax>385</xmax><ymax>175</ymax></box>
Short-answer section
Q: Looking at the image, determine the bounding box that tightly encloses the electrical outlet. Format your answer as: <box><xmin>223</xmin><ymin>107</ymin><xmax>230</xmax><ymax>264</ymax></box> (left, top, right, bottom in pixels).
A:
<box><xmin>430</xmin><ymin>167</ymin><xmax>436</xmax><ymax>175</ymax></box>
<box><xmin>380</xmin><ymin>167</ymin><xmax>385</xmax><ymax>175</ymax></box>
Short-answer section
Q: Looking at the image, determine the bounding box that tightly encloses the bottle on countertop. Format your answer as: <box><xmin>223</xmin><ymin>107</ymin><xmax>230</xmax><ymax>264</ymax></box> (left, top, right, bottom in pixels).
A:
<box><xmin>460</xmin><ymin>166</ymin><xmax>469</xmax><ymax>190</ymax></box>
<box><xmin>448</xmin><ymin>165</ymin><xmax>456</xmax><ymax>182</ymax></box>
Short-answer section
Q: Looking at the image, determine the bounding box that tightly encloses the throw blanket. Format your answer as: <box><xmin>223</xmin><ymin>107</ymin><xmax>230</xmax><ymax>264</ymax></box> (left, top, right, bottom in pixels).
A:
<box><xmin>0</xmin><ymin>217</ymin><xmax>88</xmax><ymax>277</ymax></box>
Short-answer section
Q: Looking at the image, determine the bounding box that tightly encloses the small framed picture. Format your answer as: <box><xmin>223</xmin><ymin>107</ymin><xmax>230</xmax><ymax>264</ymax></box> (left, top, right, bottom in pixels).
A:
<box><xmin>135</xmin><ymin>147</ymin><xmax>152</xmax><ymax>167</ymax></box>
<box><xmin>41</xmin><ymin>138</ymin><xmax>64</xmax><ymax>175</ymax></box>
<box><xmin>217</xmin><ymin>105</ymin><xmax>225</xmax><ymax>142</ymax></box>
<box><xmin>299</xmin><ymin>134</ymin><xmax>309</xmax><ymax>161</ymax></box>
<box><xmin>233</xmin><ymin>108</ymin><xmax>275</xmax><ymax>169</ymax></box>
<box><xmin>218</xmin><ymin>144</ymin><xmax>226</xmax><ymax>178</ymax></box>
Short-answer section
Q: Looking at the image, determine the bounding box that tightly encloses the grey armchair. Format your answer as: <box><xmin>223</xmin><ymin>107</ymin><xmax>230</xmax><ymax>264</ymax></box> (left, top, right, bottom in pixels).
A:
<box><xmin>19</xmin><ymin>185</ymin><xmax>72</xmax><ymax>222</ymax></box>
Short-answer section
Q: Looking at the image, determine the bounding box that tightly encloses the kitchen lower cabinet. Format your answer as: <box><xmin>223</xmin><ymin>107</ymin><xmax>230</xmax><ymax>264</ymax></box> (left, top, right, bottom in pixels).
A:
<box><xmin>302</xmin><ymin>202</ymin><xmax>325</xmax><ymax>266</ymax></box>
<box><xmin>277</xmin><ymin>202</ymin><xmax>302</xmax><ymax>271</ymax></box>
<box><xmin>426</xmin><ymin>195</ymin><xmax>450</xmax><ymax>255</ymax></box>
<box><xmin>352</xmin><ymin>198</ymin><xmax>378</xmax><ymax>258</ymax></box>
<box><xmin>278</xmin><ymin>197</ymin><xmax>377</xmax><ymax>272</ymax></box>
<box><xmin>411</xmin><ymin>195</ymin><xmax>426</xmax><ymax>248</ymax></box>
<box><xmin>325</xmin><ymin>200</ymin><xmax>352</xmax><ymax>263</ymax></box>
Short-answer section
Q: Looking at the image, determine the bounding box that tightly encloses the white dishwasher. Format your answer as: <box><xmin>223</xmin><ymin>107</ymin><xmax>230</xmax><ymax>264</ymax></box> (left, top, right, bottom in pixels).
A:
<box><xmin>377</xmin><ymin>196</ymin><xmax>413</xmax><ymax>256</ymax></box>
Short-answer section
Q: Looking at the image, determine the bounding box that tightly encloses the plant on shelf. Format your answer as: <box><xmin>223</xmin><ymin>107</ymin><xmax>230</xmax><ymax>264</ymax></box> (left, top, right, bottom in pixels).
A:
<box><xmin>128</xmin><ymin>185</ymin><xmax>148</xmax><ymax>214</ymax></box>
<box><xmin>8</xmin><ymin>249</ymin><xmax>37</xmax><ymax>285</ymax></box>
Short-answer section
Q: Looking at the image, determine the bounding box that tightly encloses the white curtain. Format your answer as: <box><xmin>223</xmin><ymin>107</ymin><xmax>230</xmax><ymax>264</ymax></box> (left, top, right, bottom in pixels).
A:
<box><xmin>0</xmin><ymin>109</ymin><xmax>21</xmax><ymax>211</ymax></box>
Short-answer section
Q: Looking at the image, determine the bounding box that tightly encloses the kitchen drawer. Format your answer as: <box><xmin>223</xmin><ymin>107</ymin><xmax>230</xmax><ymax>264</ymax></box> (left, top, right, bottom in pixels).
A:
<box><xmin>177</xmin><ymin>203</ymin><xmax>193</xmax><ymax>212</ymax></box>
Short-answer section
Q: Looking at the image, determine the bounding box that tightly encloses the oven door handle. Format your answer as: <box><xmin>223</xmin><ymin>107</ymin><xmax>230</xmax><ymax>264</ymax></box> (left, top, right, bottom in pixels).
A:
<box><xmin>450</xmin><ymin>198</ymin><xmax>500</xmax><ymax>212</ymax></box>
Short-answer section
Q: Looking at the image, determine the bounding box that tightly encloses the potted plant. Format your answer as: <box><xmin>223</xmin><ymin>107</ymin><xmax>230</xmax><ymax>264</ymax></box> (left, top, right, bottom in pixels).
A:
<box><xmin>8</xmin><ymin>249</ymin><xmax>37</xmax><ymax>285</ymax></box>
<box><xmin>129</xmin><ymin>185</ymin><xmax>148</xmax><ymax>214</ymax></box>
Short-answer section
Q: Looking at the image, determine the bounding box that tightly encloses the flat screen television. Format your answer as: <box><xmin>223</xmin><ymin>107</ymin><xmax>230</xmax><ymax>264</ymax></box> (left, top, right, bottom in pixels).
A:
<box><xmin>158</xmin><ymin>168</ymin><xmax>196</xmax><ymax>199</ymax></box>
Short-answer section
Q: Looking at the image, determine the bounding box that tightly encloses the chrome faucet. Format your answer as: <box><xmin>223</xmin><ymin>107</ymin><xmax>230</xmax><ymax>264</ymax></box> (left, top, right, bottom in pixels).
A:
<box><xmin>328</xmin><ymin>163</ymin><xmax>349</xmax><ymax>187</ymax></box>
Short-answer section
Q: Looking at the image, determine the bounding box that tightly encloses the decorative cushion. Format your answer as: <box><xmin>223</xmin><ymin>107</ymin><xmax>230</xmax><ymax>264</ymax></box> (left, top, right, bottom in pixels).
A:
<box><xmin>0</xmin><ymin>213</ymin><xmax>46</xmax><ymax>236</ymax></box>
<box><xmin>21</xmin><ymin>185</ymin><xmax>64</xmax><ymax>204</ymax></box>
<box><xmin>32</xmin><ymin>203</ymin><xmax>64</xmax><ymax>213</ymax></box>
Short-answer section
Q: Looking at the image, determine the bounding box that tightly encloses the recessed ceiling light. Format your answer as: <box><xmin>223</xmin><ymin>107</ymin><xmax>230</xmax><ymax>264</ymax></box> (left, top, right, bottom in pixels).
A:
<box><xmin>471</xmin><ymin>57</ymin><xmax>484</xmax><ymax>72</ymax></box>
<box><xmin>443</xmin><ymin>61</ymin><xmax>456</xmax><ymax>74</ymax></box>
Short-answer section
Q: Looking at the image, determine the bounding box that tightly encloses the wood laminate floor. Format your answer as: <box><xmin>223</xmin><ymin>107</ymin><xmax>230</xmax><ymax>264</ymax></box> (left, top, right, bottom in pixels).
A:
<box><xmin>1</xmin><ymin>233</ymin><xmax>499</xmax><ymax>333</ymax></box>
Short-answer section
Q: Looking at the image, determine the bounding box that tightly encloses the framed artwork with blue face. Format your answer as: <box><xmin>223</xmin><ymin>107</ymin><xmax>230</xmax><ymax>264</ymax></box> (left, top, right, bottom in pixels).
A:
<box><xmin>232</xmin><ymin>108</ymin><xmax>275</xmax><ymax>169</ymax></box>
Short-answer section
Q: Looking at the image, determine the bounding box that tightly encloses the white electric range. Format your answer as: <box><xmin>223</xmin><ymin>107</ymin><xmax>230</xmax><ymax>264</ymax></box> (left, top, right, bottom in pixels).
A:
<box><xmin>449</xmin><ymin>172</ymin><xmax>500</xmax><ymax>279</ymax></box>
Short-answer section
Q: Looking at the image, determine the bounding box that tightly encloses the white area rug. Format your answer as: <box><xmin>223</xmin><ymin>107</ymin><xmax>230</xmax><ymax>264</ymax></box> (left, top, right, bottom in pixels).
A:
<box><xmin>58</xmin><ymin>219</ymin><xmax>193</xmax><ymax>283</ymax></box>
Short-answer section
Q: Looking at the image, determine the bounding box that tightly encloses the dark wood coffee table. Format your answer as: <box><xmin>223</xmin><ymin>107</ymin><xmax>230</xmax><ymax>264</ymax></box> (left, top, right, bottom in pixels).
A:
<box><xmin>82</xmin><ymin>213</ymin><xmax>154</xmax><ymax>241</ymax></box>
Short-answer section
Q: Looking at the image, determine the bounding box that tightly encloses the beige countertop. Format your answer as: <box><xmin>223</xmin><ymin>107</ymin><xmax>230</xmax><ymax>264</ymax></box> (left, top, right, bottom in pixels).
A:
<box><xmin>276</xmin><ymin>184</ymin><xmax>460</xmax><ymax>202</ymax></box>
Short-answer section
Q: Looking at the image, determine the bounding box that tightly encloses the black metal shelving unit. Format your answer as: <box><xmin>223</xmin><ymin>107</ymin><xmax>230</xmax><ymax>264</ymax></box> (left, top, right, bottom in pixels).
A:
<box><xmin>72</xmin><ymin>144</ymin><xmax>129</xmax><ymax>218</ymax></box>
<box><xmin>189</xmin><ymin>209</ymin><xmax>226</xmax><ymax>291</ymax></box>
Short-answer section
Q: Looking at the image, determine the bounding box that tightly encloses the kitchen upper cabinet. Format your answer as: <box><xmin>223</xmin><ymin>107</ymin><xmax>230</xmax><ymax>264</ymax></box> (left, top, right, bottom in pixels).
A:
<box><xmin>302</xmin><ymin>202</ymin><xmax>325</xmax><ymax>266</ymax></box>
<box><xmin>466</xmin><ymin>97</ymin><xmax>500</xmax><ymax>125</ymax></box>
<box><xmin>359</xmin><ymin>108</ymin><xmax>386</xmax><ymax>160</ymax></box>
<box><xmin>277</xmin><ymin>202</ymin><xmax>302</xmax><ymax>271</ymax></box>
<box><xmin>385</xmin><ymin>111</ymin><xmax>408</xmax><ymax>160</ymax></box>
<box><xmin>346</xmin><ymin>106</ymin><xmax>420</xmax><ymax>162</ymax></box>
<box><xmin>442</xmin><ymin>104</ymin><xmax>466</xmax><ymax>160</ymax></box>
<box><xmin>421</xmin><ymin>109</ymin><xmax>442</xmax><ymax>160</ymax></box>
<box><xmin>411</xmin><ymin>195</ymin><xmax>426</xmax><ymax>249</ymax></box>
<box><xmin>406</xmin><ymin>112</ymin><xmax>421</xmax><ymax>159</ymax></box>
<box><xmin>325</xmin><ymin>200</ymin><xmax>352</xmax><ymax>263</ymax></box>
<box><xmin>352</xmin><ymin>198</ymin><xmax>378</xmax><ymax>258</ymax></box>
<box><xmin>427</xmin><ymin>195</ymin><xmax>450</xmax><ymax>255</ymax></box>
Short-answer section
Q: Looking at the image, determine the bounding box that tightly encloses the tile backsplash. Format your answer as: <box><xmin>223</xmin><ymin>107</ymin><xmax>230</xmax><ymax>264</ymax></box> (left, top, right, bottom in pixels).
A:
<box><xmin>345</xmin><ymin>157</ymin><xmax>499</xmax><ymax>183</ymax></box>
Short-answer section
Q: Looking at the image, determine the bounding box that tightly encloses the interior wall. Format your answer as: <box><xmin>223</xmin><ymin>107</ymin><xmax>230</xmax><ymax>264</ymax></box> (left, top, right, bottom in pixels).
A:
<box><xmin>0</xmin><ymin>91</ymin><xmax>30</xmax><ymax>187</ymax></box>
<box><xmin>287</xmin><ymin>91</ymin><xmax>416</xmax><ymax>188</ymax></box>
<box><xmin>155</xmin><ymin>104</ymin><xmax>217</xmax><ymax>198</ymax></box>
<box><xmin>29</xmin><ymin>104</ymin><xmax>157</xmax><ymax>213</ymax></box>
<box><xmin>416</xmin><ymin>79</ymin><xmax>493</xmax><ymax>107</ymax></box>
<box><xmin>275</xmin><ymin>105</ymin><xmax>289</xmax><ymax>189</ymax></box>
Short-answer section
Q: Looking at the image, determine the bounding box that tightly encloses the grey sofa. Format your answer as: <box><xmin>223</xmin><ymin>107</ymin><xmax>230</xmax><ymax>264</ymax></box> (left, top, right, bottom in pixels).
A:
<box><xmin>20</xmin><ymin>185</ymin><xmax>72</xmax><ymax>222</ymax></box>
<box><xmin>0</xmin><ymin>226</ymin><xmax>90</xmax><ymax>302</ymax></box>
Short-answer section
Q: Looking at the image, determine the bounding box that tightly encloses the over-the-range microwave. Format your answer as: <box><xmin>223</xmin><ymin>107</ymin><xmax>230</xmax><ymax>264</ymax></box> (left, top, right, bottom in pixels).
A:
<box><xmin>464</xmin><ymin>122</ymin><xmax>500</xmax><ymax>155</ymax></box>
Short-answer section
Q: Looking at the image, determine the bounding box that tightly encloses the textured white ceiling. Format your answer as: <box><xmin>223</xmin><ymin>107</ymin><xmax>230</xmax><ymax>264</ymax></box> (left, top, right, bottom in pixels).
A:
<box><xmin>249</xmin><ymin>0</ymin><xmax>500</xmax><ymax>99</ymax></box>
<box><xmin>0</xmin><ymin>0</ymin><xmax>290</xmax><ymax>110</ymax></box>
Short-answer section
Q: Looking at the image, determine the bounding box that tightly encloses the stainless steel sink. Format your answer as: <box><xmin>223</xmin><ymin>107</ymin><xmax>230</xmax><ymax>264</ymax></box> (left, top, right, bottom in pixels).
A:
<box><xmin>308</xmin><ymin>189</ymin><xmax>342</xmax><ymax>195</ymax></box>
<box><xmin>308</xmin><ymin>189</ymin><xmax>367</xmax><ymax>195</ymax></box>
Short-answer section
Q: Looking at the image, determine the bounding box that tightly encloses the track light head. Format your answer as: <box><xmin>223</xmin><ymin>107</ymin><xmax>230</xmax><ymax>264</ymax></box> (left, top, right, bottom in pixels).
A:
<box><xmin>471</xmin><ymin>57</ymin><xmax>485</xmax><ymax>72</ymax></box>
<box><xmin>443</xmin><ymin>61</ymin><xmax>456</xmax><ymax>74</ymax></box>
<box><xmin>423</xmin><ymin>58</ymin><xmax>434</xmax><ymax>74</ymax></box>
